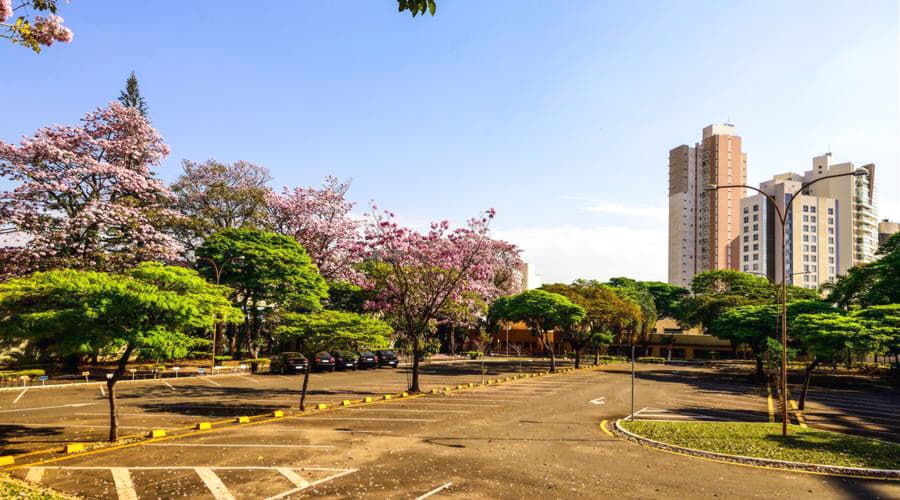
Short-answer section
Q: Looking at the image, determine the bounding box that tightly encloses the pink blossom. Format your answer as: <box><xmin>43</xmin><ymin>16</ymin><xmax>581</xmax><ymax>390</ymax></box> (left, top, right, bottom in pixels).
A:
<box><xmin>0</xmin><ymin>0</ymin><xmax>12</xmax><ymax>23</ymax></box>
<box><xmin>32</xmin><ymin>15</ymin><xmax>73</xmax><ymax>45</ymax></box>
<box><xmin>0</xmin><ymin>102</ymin><xmax>180</xmax><ymax>278</ymax></box>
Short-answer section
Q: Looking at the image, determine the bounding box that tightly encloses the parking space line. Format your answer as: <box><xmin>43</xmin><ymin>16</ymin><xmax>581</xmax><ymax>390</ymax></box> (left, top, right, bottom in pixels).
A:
<box><xmin>390</xmin><ymin>402</ymin><xmax>499</xmax><ymax>408</ymax></box>
<box><xmin>100</xmin><ymin>385</ymin><xmax>106</xmax><ymax>397</ymax></box>
<box><xmin>237</xmin><ymin>375</ymin><xmax>261</xmax><ymax>384</ymax></box>
<box><xmin>24</xmin><ymin>467</ymin><xmax>43</xmax><ymax>483</ymax></box>
<box><xmin>0</xmin><ymin>422</ymin><xmax>176</xmax><ymax>430</ymax></box>
<box><xmin>204</xmin><ymin>377</ymin><xmax>222</xmax><ymax>387</ymax></box>
<box><xmin>804</xmin><ymin>394</ymin><xmax>900</xmax><ymax>412</ymax></box>
<box><xmin>111</xmin><ymin>467</ymin><xmax>138</xmax><ymax>500</ymax></box>
<box><xmin>664</xmin><ymin>394</ymin><xmax>768</xmax><ymax>408</ymax></box>
<box><xmin>337</xmin><ymin>408</ymin><xmax>471</xmax><ymax>413</ymax></box>
<box><xmin>196</xmin><ymin>467</ymin><xmax>235</xmax><ymax>500</ymax></box>
<box><xmin>416</xmin><ymin>482</ymin><xmax>453</xmax><ymax>499</ymax></box>
<box><xmin>13</xmin><ymin>388</ymin><xmax>27</xmax><ymax>405</ymax></box>
<box><xmin>163</xmin><ymin>381</ymin><xmax>176</xmax><ymax>390</ymax></box>
<box><xmin>298</xmin><ymin>417</ymin><xmax>438</xmax><ymax>422</ymax></box>
<box><xmin>801</xmin><ymin>409</ymin><xmax>900</xmax><ymax>424</ymax></box>
<box><xmin>0</xmin><ymin>402</ymin><xmax>95</xmax><ymax>414</ymax></box>
<box><xmin>277</xmin><ymin>467</ymin><xmax>310</xmax><ymax>488</ymax></box>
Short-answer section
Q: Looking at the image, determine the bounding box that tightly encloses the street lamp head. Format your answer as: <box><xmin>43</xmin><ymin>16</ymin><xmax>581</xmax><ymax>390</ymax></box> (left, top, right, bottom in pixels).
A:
<box><xmin>705</xmin><ymin>184</ymin><xmax>718</xmax><ymax>191</ymax></box>
<box><xmin>852</xmin><ymin>168</ymin><xmax>868</xmax><ymax>176</ymax></box>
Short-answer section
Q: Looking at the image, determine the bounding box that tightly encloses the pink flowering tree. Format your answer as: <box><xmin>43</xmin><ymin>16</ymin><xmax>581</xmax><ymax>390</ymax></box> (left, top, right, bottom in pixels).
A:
<box><xmin>268</xmin><ymin>177</ymin><xmax>364</xmax><ymax>284</ymax></box>
<box><xmin>0</xmin><ymin>102</ymin><xmax>180</xmax><ymax>278</ymax></box>
<box><xmin>362</xmin><ymin>206</ymin><xmax>515</xmax><ymax>392</ymax></box>
<box><xmin>1</xmin><ymin>1</ymin><xmax>73</xmax><ymax>52</ymax></box>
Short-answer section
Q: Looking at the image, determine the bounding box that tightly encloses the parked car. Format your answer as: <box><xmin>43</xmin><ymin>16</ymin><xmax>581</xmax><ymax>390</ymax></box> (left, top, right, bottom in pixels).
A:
<box><xmin>357</xmin><ymin>351</ymin><xmax>378</xmax><ymax>369</ymax></box>
<box><xmin>272</xmin><ymin>352</ymin><xmax>309</xmax><ymax>374</ymax></box>
<box><xmin>333</xmin><ymin>352</ymin><xmax>358</xmax><ymax>371</ymax></box>
<box><xmin>375</xmin><ymin>350</ymin><xmax>399</xmax><ymax>368</ymax></box>
<box><xmin>312</xmin><ymin>352</ymin><xmax>336</xmax><ymax>372</ymax></box>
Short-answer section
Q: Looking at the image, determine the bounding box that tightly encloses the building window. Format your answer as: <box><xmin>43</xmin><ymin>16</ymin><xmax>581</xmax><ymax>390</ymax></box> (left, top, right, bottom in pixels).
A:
<box><xmin>828</xmin><ymin>217</ymin><xmax>834</xmax><ymax>224</ymax></box>
<box><xmin>811</xmin><ymin>235</ymin><xmax>816</xmax><ymax>242</ymax></box>
<box><xmin>828</xmin><ymin>256</ymin><xmax>834</xmax><ymax>264</ymax></box>
<box><xmin>744</xmin><ymin>216</ymin><xmax>749</xmax><ymax>223</ymax></box>
<box><xmin>744</xmin><ymin>207</ymin><xmax>749</xmax><ymax>214</ymax></box>
<box><xmin>828</xmin><ymin>208</ymin><xmax>834</xmax><ymax>215</ymax></box>
<box><xmin>743</xmin><ymin>235</ymin><xmax>749</xmax><ymax>242</ymax></box>
<box><xmin>810</xmin><ymin>206</ymin><xmax>816</xmax><ymax>213</ymax></box>
<box><xmin>804</xmin><ymin>265</ymin><xmax>810</xmax><ymax>272</ymax></box>
<box><xmin>753</xmin><ymin>214</ymin><xmax>758</xmax><ymax>221</ymax></box>
<box><xmin>753</xmin><ymin>244</ymin><xmax>759</xmax><ymax>250</ymax></box>
<box><xmin>753</xmin><ymin>224</ymin><xmax>758</xmax><ymax>231</ymax></box>
<box><xmin>753</xmin><ymin>263</ymin><xmax>759</xmax><ymax>270</ymax></box>
<box><xmin>744</xmin><ymin>226</ymin><xmax>749</xmax><ymax>233</ymax></box>
<box><xmin>803</xmin><ymin>235</ymin><xmax>809</xmax><ymax>242</ymax></box>
<box><xmin>803</xmin><ymin>254</ymin><xmax>809</xmax><ymax>262</ymax></box>
<box><xmin>753</xmin><ymin>253</ymin><xmax>758</xmax><ymax>261</ymax></box>
<box><xmin>803</xmin><ymin>206</ymin><xmax>809</xmax><ymax>213</ymax></box>
<box><xmin>811</xmin><ymin>216</ymin><xmax>816</xmax><ymax>223</ymax></box>
<box><xmin>744</xmin><ymin>245</ymin><xmax>749</xmax><ymax>252</ymax></box>
<box><xmin>829</xmin><ymin>247</ymin><xmax>835</xmax><ymax>254</ymax></box>
<box><xmin>828</xmin><ymin>237</ymin><xmax>834</xmax><ymax>244</ymax></box>
<box><xmin>753</xmin><ymin>234</ymin><xmax>758</xmax><ymax>241</ymax></box>
<box><xmin>811</xmin><ymin>245</ymin><xmax>816</xmax><ymax>252</ymax></box>
<box><xmin>803</xmin><ymin>225</ymin><xmax>809</xmax><ymax>232</ymax></box>
<box><xmin>803</xmin><ymin>215</ymin><xmax>809</xmax><ymax>222</ymax></box>
<box><xmin>743</xmin><ymin>255</ymin><xmax>749</xmax><ymax>262</ymax></box>
<box><xmin>828</xmin><ymin>227</ymin><xmax>834</xmax><ymax>235</ymax></box>
<box><xmin>743</xmin><ymin>265</ymin><xmax>749</xmax><ymax>271</ymax></box>
<box><xmin>753</xmin><ymin>205</ymin><xmax>759</xmax><ymax>212</ymax></box>
<box><xmin>829</xmin><ymin>266</ymin><xmax>835</xmax><ymax>274</ymax></box>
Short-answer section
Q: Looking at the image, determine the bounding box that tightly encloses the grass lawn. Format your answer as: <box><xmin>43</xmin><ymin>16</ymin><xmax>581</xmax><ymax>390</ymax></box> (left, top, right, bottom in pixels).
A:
<box><xmin>0</xmin><ymin>476</ymin><xmax>73</xmax><ymax>499</ymax></box>
<box><xmin>620</xmin><ymin>421</ymin><xmax>900</xmax><ymax>470</ymax></box>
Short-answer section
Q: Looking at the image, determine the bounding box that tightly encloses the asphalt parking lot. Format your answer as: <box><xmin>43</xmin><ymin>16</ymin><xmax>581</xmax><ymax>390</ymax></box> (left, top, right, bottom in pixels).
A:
<box><xmin>787</xmin><ymin>379</ymin><xmax>900</xmax><ymax>443</ymax></box>
<box><xmin>2</xmin><ymin>362</ymin><xmax>899</xmax><ymax>499</ymax></box>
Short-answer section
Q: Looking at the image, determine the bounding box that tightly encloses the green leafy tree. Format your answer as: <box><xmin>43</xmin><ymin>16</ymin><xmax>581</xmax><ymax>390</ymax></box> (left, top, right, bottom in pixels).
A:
<box><xmin>605</xmin><ymin>278</ymin><xmax>657</xmax><ymax>355</ymax></box>
<box><xmin>196</xmin><ymin>229</ymin><xmax>328</xmax><ymax>358</ymax></box>
<box><xmin>641</xmin><ymin>281</ymin><xmax>690</xmax><ymax>319</ymax></box>
<box><xmin>118</xmin><ymin>71</ymin><xmax>148</xmax><ymax>117</ymax></box>
<box><xmin>853</xmin><ymin>305</ymin><xmax>900</xmax><ymax>365</ymax></box>
<box><xmin>792</xmin><ymin>313</ymin><xmax>886</xmax><ymax>409</ymax></box>
<box><xmin>827</xmin><ymin>233</ymin><xmax>900</xmax><ymax>307</ymax></box>
<box><xmin>489</xmin><ymin>289</ymin><xmax>585</xmax><ymax>372</ymax></box>
<box><xmin>275</xmin><ymin>310</ymin><xmax>392</xmax><ymax>410</ymax></box>
<box><xmin>0</xmin><ymin>263</ymin><xmax>241</xmax><ymax>440</ymax></box>
<box><xmin>398</xmin><ymin>0</ymin><xmax>435</xmax><ymax>17</ymax></box>
<box><xmin>710</xmin><ymin>300</ymin><xmax>833</xmax><ymax>379</ymax></box>
<box><xmin>541</xmin><ymin>282</ymin><xmax>640</xmax><ymax>367</ymax></box>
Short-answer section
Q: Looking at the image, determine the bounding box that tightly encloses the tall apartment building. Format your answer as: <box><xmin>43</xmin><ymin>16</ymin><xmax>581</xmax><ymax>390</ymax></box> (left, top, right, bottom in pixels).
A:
<box><xmin>739</xmin><ymin>154</ymin><xmax>877</xmax><ymax>289</ymax></box>
<box><xmin>668</xmin><ymin>124</ymin><xmax>747</xmax><ymax>287</ymax></box>
<box><xmin>879</xmin><ymin>219</ymin><xmax>900</xmax><ymax>247</ymax></box>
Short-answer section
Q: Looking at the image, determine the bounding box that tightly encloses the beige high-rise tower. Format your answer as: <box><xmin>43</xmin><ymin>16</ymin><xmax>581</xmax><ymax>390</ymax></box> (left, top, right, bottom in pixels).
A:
<box><xmin>668</xmin><ymin>124</ymin><xmax>747</xmax><ymax>287</ymax></box>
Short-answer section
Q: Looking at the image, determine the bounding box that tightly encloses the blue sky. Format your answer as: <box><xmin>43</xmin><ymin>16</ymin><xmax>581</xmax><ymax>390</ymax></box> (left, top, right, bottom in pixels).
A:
<box><xmin>2</xmin><ymin>1</ymin><xmax>898</xmax><ymax>283</ymax></box>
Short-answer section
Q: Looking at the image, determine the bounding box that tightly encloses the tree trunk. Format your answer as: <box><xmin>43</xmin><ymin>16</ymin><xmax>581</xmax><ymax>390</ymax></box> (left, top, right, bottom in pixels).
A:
<box><xmin>755</xmin><ymin>355</ymin><xmax>764</xmax><ymax>381</ymax></box>
<box><xmin>594</xmin><ymin>348</ymin><xmax>600</xmax><ymax>365</ymax></box>
<box><xmin>107</xmin><ymin>344</ymin><xmax>134</xmax><ymax>442</ymax></box>
<box><xmin>546</xmin><ymin>334</ymin><xmax>557</xmax><ymax>372</ymax></box>
<box><xmin>799</xmin><ymin>358</ymin><xmax>819</xmax><ymax>410</ymax></box>
<box><xmin>299</xmin><ymin>363</ymin><xmax>311</xmax><ymax>411</ymax></box>
<box><xmin>107</xmin><ymin>378</ymin><xmax>119</xmax><ymax>441</ymax></box>
<box><xmin>574</xmin><ymin>346</ymin><xmax>581</xmax><ymax>369</ymax></box>
<box><xmin>410</xmin><ymin>349</ymin><xmax>421</xmax><ymax>393</ymax></box>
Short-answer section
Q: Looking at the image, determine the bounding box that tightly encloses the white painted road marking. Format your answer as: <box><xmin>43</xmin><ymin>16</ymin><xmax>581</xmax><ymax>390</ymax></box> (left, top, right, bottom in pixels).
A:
<box><xmin>337</xmin><ymin>408</ymin><xmax>471</xmax><ymax>414</ymax></box>
<box><xmin>298</xmin><ymin>417</ymin><xmax>438</xmax><ymax>422</ymax></box>
<box><xmin>416</xmin><ymin>482</ymin><xmax>454</xmax><ymax>499</ymax></box>
<box><xmin>204</xmin><ymin>377</ymin><xmax>222</xmax><ymax>386</ymax></box>
<box><xmin>196</xmin><ymin>467</ymin><xmax>236</xmax><ymax>500</ymax></box>
<box><xmin>277</xmin><ymin>467</ymin><xmax>310</xmax><ymax>488</ymax></box>
<box><xmin>0</xmin><ymin>422</ymin><xmax>175</xmax><ymax>430</ymax></box>
<box><xmin>13</xmin><ymin>388</ymin><xmax>27</xmax><ymax>405</ymax></box>
<box><xmin>238</xmin><ymin>375</ymin><xmax>261</xmax><ymax>384</ymax></box>
<box><xmin>163</xmin><ymin>381</ymin><xmax>176</xmax><ymax>390</ymax></box>
<box><xmin>24</xmin><ymin>467</ymin><xmax>44</xmax><ymax>483</ymax></box>
<box><xmin>99</xmin><ymin>385</ymin><xmax>106</xmax><ymax>397</ymax></box>
<box><xmin>0</xmin><ymin>402</ymin><xmax>95</xmax><ymax>414</ymax></box>
<box><xmin>265</xmin><ymin>468</ymin><xmax>358</xmax><ymax>500</ymax></box>
<box><xmin>589</xmin><ymin>397</ymin><xmax>606</xmax><ymax>405</ymax></box>
<box><xmin>111</xmin><ymin>467</ymin><xmax>138</xmax><ymax>500</ymax></box>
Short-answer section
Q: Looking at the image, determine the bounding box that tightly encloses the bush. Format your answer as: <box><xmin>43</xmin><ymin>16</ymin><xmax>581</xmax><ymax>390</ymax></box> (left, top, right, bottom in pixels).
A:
<box><xmin>636</xmin><ymin>356</ymin><xmax>666</xmax><ymax>364</ymax></box>
<box><xmin>214</xmin><ymin>355</ymin><xmax>233</xmax><ymax>362</ymax></box>
<box><xmin>247</xmin><ymin>358</ymin><xmax>270</xmax><ymax>363</ymax></box>
<box><xmin>597</xmin><ymin>355</ymin><xmax>626</xmax><ymax>363</ymax></box>
<box><xmin>462</xmin><ymin>351</ymin><xmax>482</xmax><ymax>359</ymax></box>
<box><xmin>0</xmin><ymin>369</ymin><xmax>46</xmax><ymax>379</ymax></box>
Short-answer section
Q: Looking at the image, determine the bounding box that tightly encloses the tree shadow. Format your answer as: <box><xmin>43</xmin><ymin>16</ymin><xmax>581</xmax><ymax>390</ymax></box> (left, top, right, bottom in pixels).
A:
<box><xmin>0</xmin><ymin>424</ymin><xmax>65</xmax><ymax>455</ymax></box>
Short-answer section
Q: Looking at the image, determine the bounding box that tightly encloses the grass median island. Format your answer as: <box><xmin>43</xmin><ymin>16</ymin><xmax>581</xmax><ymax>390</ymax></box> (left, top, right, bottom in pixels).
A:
<box><xmin>620</xmin><ymin>421</ymin><xmax>900</xmax><ymax>470</ymax></box>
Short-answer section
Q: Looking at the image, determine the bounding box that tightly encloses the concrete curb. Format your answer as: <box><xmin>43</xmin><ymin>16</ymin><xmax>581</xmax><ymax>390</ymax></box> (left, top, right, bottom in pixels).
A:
<box><xmin>611</xmin><ymin>419</ymin><xmax>900</xmax><ymax>480</ymax></box>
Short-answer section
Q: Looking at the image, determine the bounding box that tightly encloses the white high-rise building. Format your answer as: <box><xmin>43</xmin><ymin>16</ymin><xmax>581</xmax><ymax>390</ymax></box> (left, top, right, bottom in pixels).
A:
<box><xmin>739</xmin><ymin>153</ymin><xmax>877</xmax><ymax>289</ymax></box>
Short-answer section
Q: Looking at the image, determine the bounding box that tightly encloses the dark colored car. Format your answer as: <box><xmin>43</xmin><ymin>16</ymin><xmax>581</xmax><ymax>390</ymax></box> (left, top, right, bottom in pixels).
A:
<box><xmin>357</xmin><ymin>351</ymin><xmax>377</xmax><ymax>369</ymax></box>
<box><xmin>272</xmin><ymin>352</ymin><xmax>309</xmax><ymax>374</ymax></box>
<box><xmin>333</xmin><ymin>352</ymin><xmax>358</xmax><ymax>371</ymax></box>
<box><xmin>312</xmin><ymin>352</ymin><xmax>336</xmax><ymax>372</ymax></box>
<box><xmin>375</xmin><ymin>350</ymin><xmax>399</xmax><ymax>368</ymax></box>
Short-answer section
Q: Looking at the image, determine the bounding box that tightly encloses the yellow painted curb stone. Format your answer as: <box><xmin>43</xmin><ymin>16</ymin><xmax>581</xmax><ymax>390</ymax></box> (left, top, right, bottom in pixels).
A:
<box><xmin>149</xmin><ymin>429</ymin><xmax>166</xmax><ymax>438</ymax></box>
<box><xmin>316</xmin><ymin>403</ymin><xmax>328</xmax><ymax>409</ymax></box>
<box><xmin>0</xmin><ymin>456</ymin><xmax>13</xmax><ymax>466</ymax></box>
<box><xmin>342</xmin><ymin>400</ymin><xmax>351</xmax><ymax>406</ymax></box>
<box><xmin>402</xmin><ymin>392</ymin><xmax>409</xmax><ymax>397</ymax></box>
<box><xmin>196</xmin><ymin>422</ymin><xmax>212</xmax><ymax>430</ymax></box>
<box><xmin>236</xmin><ymin>416</ymin><xmax>250</xmax><ymax>423</ymax></box>
<box><xmin>64</xmin><ymin>443</ymin><xmax>85</xmax><ymax>454</ymax></box>
<box><xmin>272</xmin><ymin>410</ymin><xmax>284</xmax><ymax>417</ymax></box>
<box><xmin>384</xmin><ymin>395</ymin><xmax>392</xmax><ymax>400</ymax></box>
<box><xmin>364</xmin><ymin>397</ymin><xmax>373</xmax><ymax>403</ymax></box>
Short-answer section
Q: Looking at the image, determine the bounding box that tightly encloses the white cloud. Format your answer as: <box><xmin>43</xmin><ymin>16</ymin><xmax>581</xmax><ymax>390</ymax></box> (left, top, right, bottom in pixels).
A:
<box><xmin>495</xmin><ymin>225</ymin><xmax>667</xmax><ymax>284</ymax></box>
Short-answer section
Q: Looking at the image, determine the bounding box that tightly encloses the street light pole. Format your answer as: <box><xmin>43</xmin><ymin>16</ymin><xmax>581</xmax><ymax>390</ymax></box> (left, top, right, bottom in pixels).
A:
<box><xmin>198</xmin><ymin>257</ymin><xmax>233</xmax><ymax>371</ymax></box>
<box><xmin>706</xmin><ymin>169</ymin><xmax>867</xmax><ymax>437</ymax></box>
